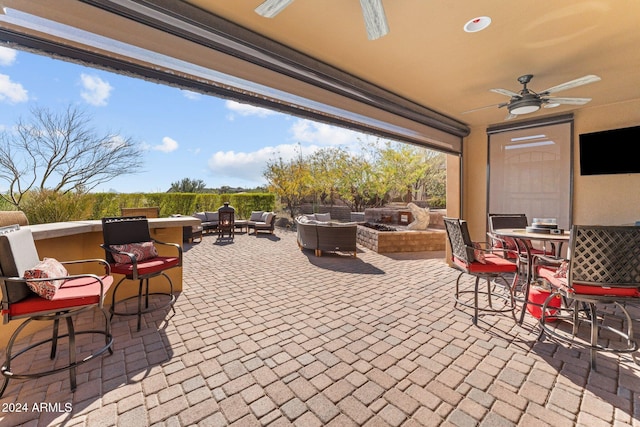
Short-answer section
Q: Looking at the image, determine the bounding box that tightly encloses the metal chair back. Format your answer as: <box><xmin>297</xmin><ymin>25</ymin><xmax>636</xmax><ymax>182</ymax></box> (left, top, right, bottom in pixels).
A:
<box><xmin>488</xmin><ymin>213</ymin><xmax>528</xmax><ymax>231</ymax></box>
<box><xmin>101</xmin><ymin>216</ymin><xmax>152</xmax><ymax>263</ymax></box>
<box><xmin>569</xmin><ymin>225</ymin><xmax>640</xmax><ymax>288</ymax></box>
<box><xmin>444</xmin><ymin>217</ymin><xmax>475</xmax><ymax>265</ymax></box>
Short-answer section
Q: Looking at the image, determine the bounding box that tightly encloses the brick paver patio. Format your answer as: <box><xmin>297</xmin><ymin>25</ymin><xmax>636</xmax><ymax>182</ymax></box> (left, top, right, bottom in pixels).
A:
<box><xmin>1</xmin><ymin>228</ymin><xmax>639</xmax><ymax>426</ymax></box>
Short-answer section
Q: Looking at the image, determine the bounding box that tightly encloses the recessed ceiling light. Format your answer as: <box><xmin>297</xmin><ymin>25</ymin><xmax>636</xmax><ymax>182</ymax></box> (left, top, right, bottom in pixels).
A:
<box><xmin>464</xmin><ymin>16</ymin><xmax>491</xmax><ymax>33</ymax></box>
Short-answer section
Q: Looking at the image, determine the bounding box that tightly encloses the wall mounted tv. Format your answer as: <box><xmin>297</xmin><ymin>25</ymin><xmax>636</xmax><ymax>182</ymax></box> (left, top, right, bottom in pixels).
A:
<box><xmin>579</xmin><ymin>125</ymin><xmax>640</xmax><ymax>175</ymax></box>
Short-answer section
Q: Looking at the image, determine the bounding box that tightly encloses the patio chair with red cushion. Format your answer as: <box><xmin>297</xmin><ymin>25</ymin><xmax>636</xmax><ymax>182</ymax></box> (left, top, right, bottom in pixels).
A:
<box><xmin>101</xmin><ymin>216</ymin><xmax>182</xmax><ymax>331</ymax></box>
<box><xmin>0</xmin><ymin>225</ymin><xmax>113</xmax><ymax>397</ymax></box>
<box><xmin>534</xmin><ymin>225</ymin><xmax>640</xmax><ymax>370</ymax></box>
<box><xmin>444</xmin><ymin>217</ymin><xmax>518</xmax><ymax>325</ymax></box>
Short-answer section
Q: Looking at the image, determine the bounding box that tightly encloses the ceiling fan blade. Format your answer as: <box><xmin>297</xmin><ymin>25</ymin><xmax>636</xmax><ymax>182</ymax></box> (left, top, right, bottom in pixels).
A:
<box><xmin>544</xmin><ymin>97</ymin><xmax>592</xmax><ymax>106</ymax></box>
<box><xmin>539</xmin><ymin>75</ymin><xmax>601</xmax><ymax>95</ymax></box>
<box><xmin>360</xmin><ymin>0</ymin><xmax>389</xmax><ymax>40</ymax></box>
<box><xmin>505</xmin><ymin>112</ymin><xmax>518</xmax><ymax>120</ymax></box>
<box><xmin>255</xmin><ymin>0</ymin><xmax>293</xmax><ymax>18</ymax></box>
<box><xmin>462</xmin><ymin>102</ymin><xmax>508</xmax><ymax>114</ymax></box>
<box><xmin>490</xmin><ymin>88</ymin><xmax>521</xmax><ymax>98</ymax></box>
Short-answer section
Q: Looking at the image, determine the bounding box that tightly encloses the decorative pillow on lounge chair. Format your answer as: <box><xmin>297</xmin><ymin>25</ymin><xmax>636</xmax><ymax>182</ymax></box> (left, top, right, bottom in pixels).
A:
<box><xmin>250</xmin><ymin>211</ymin><xmax>264</xmax><ymax>221</ymax></box>
<box><xmin>261</xmin><ymin>212</ymin><xmax>274</xmax><ymax>224</ymax></box>
<box><xmin>23</xmin><ymin>257</ymin><xmax>68</xmax><ymax>300</ymax></box>
<box><xmin>315</xmin><ymin>212</ymin><xmax>331</xmax><ymax>221</ymax></box>
<box><xmin>205</xmin><ymin>211</ymin><xmax>219</xmax><ymax>222</ymax></box>
<box><xmin>109</xmin><ymin>241</ymin><xmax>158</xmax><ymax>264</ymax></box>
<box><xmin>192</xmin><ymin>212</ymin><xmax>207</xmax><ymax>222</ymax></box>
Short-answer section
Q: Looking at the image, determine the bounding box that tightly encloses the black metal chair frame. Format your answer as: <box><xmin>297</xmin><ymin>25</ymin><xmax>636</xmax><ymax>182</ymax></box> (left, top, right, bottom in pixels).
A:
<box><xmin>444</xmin><ymin>217</ymin><xmax>518</xmax><ymax>325</ymax></box>
<box><xmin>535</xmin><ymin>225</ymin><xmax>640</xmax><ymax>370</ymax></box>
<box><xmin>101</xmin><ymin>216</ymin><xmax>182</xmax><ymax>331</ymax></box>
<box><xmin>487</xmin><ymin>213</ymin><xmax>561</xmax><ymax>324</ymax></box>
<box><xmin>0</xmin><ymin>225</ymin><xmax>113</xmax><ymax>397</ymax></box>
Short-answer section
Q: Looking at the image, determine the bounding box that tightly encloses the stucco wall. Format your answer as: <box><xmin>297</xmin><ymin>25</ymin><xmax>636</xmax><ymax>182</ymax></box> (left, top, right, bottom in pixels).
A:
<box><xmin>462</xmin><ymin>99</ymin><xmax>640</xmax><ymax>241</ymax></box>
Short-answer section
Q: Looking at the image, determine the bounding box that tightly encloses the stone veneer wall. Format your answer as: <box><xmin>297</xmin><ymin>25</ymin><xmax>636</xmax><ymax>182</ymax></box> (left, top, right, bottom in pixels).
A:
<box><xmin>356</xmin><ymin>226</ymin><xmax>446</xmax><ymax>253</ymax></box>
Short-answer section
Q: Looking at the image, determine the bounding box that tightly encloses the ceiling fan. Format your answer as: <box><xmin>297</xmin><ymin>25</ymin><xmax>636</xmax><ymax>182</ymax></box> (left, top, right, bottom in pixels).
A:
<box><xmin>255</xmin><ymin>0</ymin><xmax>390</xmax><ymax>40</ymax></box>
<box><xmin>465</xmin><ymin>74</ymin><xmax>601</xmax><ymax>120</ymax></box>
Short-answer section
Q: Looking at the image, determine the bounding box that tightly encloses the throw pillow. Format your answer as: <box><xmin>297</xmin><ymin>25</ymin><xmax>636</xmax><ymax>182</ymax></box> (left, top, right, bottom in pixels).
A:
<box><xmin>472</xmin><ymin>242</ymin><xmax>487</xmax><ymax>264</ymax></box>
<box><xmin>249</xmin><ymin>211</ymin><xmax>264</xmax><ymax>221</ymax></box>
<box><xmin>262</xmin><ymin>212</ymin><xmax>274</xmax><ymax>224</ymax></box>
<box><xmin>109</xmin><ymin>241</ymin><xmax>158</xmax><ymax>264</ymax></box>
<box><xmin>23</xmin><ymin>257</ymin><xmax>68</xmax><ymax>300</ymax></box>
<box><xmin>192</xmin><ymin>212</ymin><xmax>207</xmax><ymax>222</ymax></box>
<box><xmin>553</xmin><ymin>260</ymin><xmax>569</xmax><ymax>278</ymax></box>
<box><xmin>315</xmin><ymin>212</ymin><xmax>331</xmax><ymax>221</ymax></box>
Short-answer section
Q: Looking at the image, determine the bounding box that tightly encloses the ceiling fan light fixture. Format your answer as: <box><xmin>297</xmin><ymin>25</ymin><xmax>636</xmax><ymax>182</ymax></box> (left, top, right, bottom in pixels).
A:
<box><xmin>508</xmin><ymin>98</ymin><xmax>541</xmax><ymax>115</ymax></box>
<box><xmin>464</xmin><ymin>16</ymin><xmax>491</xmax><ymax>33</ymax></box>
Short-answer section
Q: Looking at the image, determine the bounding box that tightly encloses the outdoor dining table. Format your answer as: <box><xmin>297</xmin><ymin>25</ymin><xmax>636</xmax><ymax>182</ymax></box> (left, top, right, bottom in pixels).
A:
<box><xmin>493</xmin><ymin>228</ymin><xmax>571</xmax><ymax>323</ymax></box>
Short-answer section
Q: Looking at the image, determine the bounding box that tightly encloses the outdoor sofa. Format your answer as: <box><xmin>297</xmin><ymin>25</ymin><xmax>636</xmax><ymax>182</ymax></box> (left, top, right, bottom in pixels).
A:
<box><xmin>295</xmin><ymin>213</ymin><xmax>358</xmax><ymax>257</ymax></box>
<box><xmin>247</xmin><ymin>211</ymin><xmax>277</xmax><ymax>235</ymax></box>
<box><xmin>192</xmin><ymin>211</ymin><xmax>219</xmax><ymax>233</ymax></box>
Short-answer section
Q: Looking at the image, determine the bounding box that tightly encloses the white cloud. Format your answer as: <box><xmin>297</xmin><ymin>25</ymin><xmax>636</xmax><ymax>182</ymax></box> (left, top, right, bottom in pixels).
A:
<box><xmin>80</xmin><ymin>73</ymin><xmax>112</xmax><ymax>106</ymax></box>
<box><xmin>225</xmin><ymin>100</ymin><xmax>278</xmax><ymax>119</ymax></box>
<box><xmin>207</xmin><ymin>143</ymin><xmax>319</xmax><ymax>184</ymax></box>
<box><xmin>0</xmin><ymin>47</ymin><xmax>17</xmax><ymax>66</ymax></box>
<box><xmin>0</xmin><ymin>74</ymin><xmax>28</xmax><ymax>103</ymax></box>
<box><xmin>289</xmin><ymin>119</ymin><xmax>363</xmax><ymax>146</ymax></box>
<box><xmin>153</xmin><ymin>136</ymin><xmax>179</xmax><ymax>153</ymax></box>
<box><xmin>182</xmin><ymin>90</ymin><xmax>201</xmax><ymax>100</ymax></box>
<box><xmin>104</xmin><ymin>135</ymin><xmax>127</xmax><ymax>151</ymax></box>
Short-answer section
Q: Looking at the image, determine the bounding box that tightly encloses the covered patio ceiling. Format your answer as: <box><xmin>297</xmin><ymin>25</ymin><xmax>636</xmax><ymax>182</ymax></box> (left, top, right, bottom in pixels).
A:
<box><xmin>184</xmin><ymin>0</ymin><xmax>640</xmax><ymax>128</ymax></box>
<box><xmin>0</xmin><ymin>1</ymin><xmax>638</xmax><ymax>152</ymax></box>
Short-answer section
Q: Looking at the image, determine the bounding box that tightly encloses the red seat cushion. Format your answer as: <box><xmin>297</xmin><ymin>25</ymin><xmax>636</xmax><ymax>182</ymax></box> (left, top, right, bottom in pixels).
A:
<box><xmin>537</xmin><ymin>266</ymin><xmax>640</xmax><ymax>297</ymax></box>
<box><xmin>5</xmin><ymin>275</ymin><xmax>113</xmax><ymax>318</ymax></box>
<box><xmin>454</xmin><ymin>254</ymin><xmax>518</xmax><ymax>274</ymax></box>
<box><xmin>110</xmin><ymin>256</ymin><xmax>180</xmax><ymax>278</ymax></box>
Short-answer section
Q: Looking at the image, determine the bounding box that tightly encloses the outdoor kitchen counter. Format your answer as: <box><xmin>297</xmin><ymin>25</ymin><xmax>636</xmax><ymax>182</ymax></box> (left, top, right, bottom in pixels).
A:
<box><xmin>28</xmin><ymin>216</ymin><xmax>199</xmax><ymax>240</ymax></box>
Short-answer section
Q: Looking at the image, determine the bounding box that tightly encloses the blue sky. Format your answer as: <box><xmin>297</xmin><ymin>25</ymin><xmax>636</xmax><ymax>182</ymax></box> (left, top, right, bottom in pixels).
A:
<box><xmin>0</xmin><ymin>46</ymin><xmax>374</xmax><ymax>193</ymax></box>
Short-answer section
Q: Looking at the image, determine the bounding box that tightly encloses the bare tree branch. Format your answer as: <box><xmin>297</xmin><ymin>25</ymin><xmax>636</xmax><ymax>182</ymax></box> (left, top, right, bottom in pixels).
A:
<box><xmin>0</xmin><ymin>104</ymin><xmax>146</xmax><ymax>208</ymax></box>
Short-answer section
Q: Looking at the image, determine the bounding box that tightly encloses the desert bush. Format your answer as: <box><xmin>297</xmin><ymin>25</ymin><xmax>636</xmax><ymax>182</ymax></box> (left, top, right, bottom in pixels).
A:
<box><xmin>21</xmin><ymin>190</ymin><xmax>93</xmax><ymax>224</ymax></box>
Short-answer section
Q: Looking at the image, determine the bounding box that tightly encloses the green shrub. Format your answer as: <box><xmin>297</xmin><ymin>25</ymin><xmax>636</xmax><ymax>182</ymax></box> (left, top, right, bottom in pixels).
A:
<box><xmin>14</xmin><ymin>191</ymin><xmax>276</xmax><ymax>224</ymax></box>
<box><xmin>21</xmin><ymin>190</ymin><xmax>93</xmax><ymax>224</ymax></box>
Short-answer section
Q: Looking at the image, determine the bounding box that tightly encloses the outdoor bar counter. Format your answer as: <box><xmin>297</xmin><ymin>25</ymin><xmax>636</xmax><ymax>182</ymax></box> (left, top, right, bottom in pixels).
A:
<box><xmin>0</xmin><ymin>216</ymin><xmax>199</xmax><ymax>349</ymax></box>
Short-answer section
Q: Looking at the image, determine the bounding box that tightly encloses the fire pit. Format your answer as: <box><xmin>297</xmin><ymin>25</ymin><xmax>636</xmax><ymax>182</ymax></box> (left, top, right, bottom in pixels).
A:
<box><xmin>361</xmin><ymin>222</ymin><xmax>397</xmax><ymax>232</ymax></box>
<box><xmin>356</xmin><ymin>223</ymin><xmax>445</xmax><ymax>253</ymax></box>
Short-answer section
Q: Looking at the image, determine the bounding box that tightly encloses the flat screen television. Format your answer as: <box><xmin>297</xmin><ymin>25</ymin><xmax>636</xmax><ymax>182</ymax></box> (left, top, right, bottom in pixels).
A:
<box><xmin>579</xmin><ymin>125</ymin><xmax>640</xmax><ymax>175</ymax></box>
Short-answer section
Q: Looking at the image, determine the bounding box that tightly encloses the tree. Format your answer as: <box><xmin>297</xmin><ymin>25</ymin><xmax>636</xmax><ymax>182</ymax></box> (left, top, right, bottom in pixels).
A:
<box><xmin>332</xmin><ymin>149</ymin><xmax>381</xmax><ymax>212</ymax></box>
<box><xmin>168</xmin><ymin>178</ymin><xmax>207</xmax><ymax>193</ymax></box>
<box><xmin>0</xmin><ymin>104</ymin><xmax>145</xmax><ymax>209</ymax></box>
<box><xmin>264</xmin><ymin>145</ymin><xmax>312</xmax><ymax>219</ymax></box>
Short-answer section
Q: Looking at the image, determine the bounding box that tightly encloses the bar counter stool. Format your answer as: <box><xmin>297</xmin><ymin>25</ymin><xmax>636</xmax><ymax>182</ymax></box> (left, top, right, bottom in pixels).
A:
<box><xmin>444</xmin><ymin>217</ymin><xmax>518</xmax><ymax>325</ymax></box>
<box><xmin>101</xmin><ymin>216</ymin><xmax>181</xmax><ymax>331</ymax></box>
<box><xmin>0</xmin><ymin>225</ymin><xmax>113</xmax><ymax>397</ymax></box>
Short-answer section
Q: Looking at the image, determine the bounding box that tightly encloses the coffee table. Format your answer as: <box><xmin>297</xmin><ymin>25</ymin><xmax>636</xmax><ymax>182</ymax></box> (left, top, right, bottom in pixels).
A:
<box><xmin>234</xmin><ymin>220</ymin><xmax>248</xmax><ymax>233</ymax></box>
